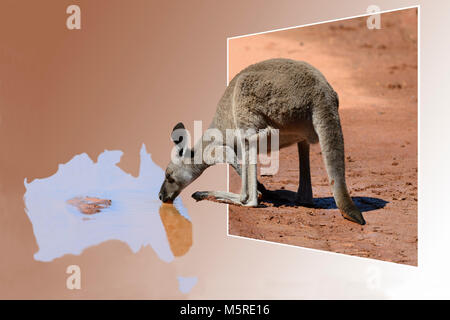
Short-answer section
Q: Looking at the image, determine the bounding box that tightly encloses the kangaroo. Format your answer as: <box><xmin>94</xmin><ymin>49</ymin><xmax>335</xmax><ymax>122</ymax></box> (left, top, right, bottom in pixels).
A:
<box><xmin>159</xmin><ymin>58</ymin><xmax>365</xmax><ymax>225</ymax></box>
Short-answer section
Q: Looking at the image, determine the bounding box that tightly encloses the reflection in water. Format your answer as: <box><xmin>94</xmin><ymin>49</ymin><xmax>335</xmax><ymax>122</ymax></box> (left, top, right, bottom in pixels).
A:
<box><xmin>159</xmin><ymin>203</ymin><xmax>192</xmax><ymax>257</ymax></box>
<box><xmin>23</xmin><ymin>144</ymin><xmax>191</xmax><ymax>263</ymax></box>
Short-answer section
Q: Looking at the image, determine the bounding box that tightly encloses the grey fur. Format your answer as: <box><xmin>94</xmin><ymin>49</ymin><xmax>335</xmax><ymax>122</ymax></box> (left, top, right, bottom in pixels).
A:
<box><xmin>159</xmin><ymin>58</ymin><xmax>365</xmax><ymax>225</ymax></box>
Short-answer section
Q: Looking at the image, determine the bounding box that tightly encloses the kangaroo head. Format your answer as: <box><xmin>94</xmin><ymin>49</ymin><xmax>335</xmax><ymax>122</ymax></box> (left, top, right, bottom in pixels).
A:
<box><xmin>159</xmin><ymin>122</ymin><xmax>201</xmax><ymax>203</ymax></box>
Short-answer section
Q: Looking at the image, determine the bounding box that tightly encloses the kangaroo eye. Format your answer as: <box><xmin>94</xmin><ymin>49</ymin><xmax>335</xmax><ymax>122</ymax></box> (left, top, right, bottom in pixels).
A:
<box><xmin>166</xmin><ymin>173</ymin><xmax>175</xmax><ymax>184</ymax></box>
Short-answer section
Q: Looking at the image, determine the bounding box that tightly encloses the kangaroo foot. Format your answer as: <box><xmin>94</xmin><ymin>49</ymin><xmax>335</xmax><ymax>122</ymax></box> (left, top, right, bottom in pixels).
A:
<box><xmin>192</xmin><ymin>191</ymin><xmax>260</xmax><ymax>207</ymax></box>
<box><xmin>243</xmin><ymin>199</ymin><xmax>258</xmax><ymax>207</ymax></box>
<box><xmin>192</xmin><ymin>191</ymin><xmax>243</xmax><ymax>206</ymax></box>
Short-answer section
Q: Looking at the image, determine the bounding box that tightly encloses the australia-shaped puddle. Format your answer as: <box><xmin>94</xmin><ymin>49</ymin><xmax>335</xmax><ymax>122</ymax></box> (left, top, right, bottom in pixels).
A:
<box><xmin>23</xmin><ymin>144</ymin><xmax>196</xmax><ymax>293</ymax></box>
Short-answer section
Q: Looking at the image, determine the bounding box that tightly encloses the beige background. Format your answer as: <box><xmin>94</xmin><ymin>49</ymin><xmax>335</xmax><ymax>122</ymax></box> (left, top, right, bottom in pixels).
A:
<box><xmin>0</xmin><ymin>0</ymin><xmax>446</xmax><ymax>299</ymax></box>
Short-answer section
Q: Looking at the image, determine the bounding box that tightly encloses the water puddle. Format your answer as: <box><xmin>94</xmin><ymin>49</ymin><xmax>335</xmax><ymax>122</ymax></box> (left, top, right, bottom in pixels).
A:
<box><xmin>23</xmin><ymin>144</ymin><xmax>196</xmax><ymax>293</ymax></box>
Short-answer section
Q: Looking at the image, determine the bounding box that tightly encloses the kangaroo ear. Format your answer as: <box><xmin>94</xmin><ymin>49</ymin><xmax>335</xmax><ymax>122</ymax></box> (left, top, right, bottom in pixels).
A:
<box><xmin>171</xmin><ymin>122</ymin><xmax>186</xmax><ymax>145</ymax></box>
<box><xmin>171</xmin><ymin>122</ymin><xmax>191</xmax><ymax>159</ymax></box>
<box><xmin>173</xmin><ymin>122</ymin><xmax>185</xmax><ymax>132</ymax></box>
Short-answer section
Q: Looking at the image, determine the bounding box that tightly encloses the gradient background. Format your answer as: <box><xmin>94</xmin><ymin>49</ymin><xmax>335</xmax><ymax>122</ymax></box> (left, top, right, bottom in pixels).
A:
<box><xmin>0</xmin><ymin>0</ymin><xmax>446</xmax><ymax>299</ymax></box>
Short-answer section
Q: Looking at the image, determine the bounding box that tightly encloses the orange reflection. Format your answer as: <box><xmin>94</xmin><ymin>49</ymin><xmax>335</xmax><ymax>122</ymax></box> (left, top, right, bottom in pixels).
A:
<box><xmin>159</xmin><ymin>203</ymin><xmax>192</xmax><ymax>257</ymax></box>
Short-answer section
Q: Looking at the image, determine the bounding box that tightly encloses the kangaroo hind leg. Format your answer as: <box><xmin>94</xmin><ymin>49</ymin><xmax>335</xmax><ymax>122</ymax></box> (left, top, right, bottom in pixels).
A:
<box><xmin>296</xmin><ymin>141</ymin><xmax>313</xmax><ymax>206</ymax></box>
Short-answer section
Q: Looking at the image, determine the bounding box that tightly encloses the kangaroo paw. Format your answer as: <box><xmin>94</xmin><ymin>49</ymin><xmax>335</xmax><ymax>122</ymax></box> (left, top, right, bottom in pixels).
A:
<box><xmin>340</xmin><ymin>209</ymin><xmax>366</xmax><ymax>225</ymax></box>
<box><xmin>240</xmin><ymin>192</ymin><xmax>249</xmax><ymax>204</ymax></box>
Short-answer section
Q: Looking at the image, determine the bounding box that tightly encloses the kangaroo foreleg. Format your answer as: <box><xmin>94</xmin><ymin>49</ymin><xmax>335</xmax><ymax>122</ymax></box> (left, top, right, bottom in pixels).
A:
<box><xmin>230</xmin><ymin>162</ymin><xmax>267</xmax><ymax>196</ymax></box>
<box><xmin>191</xmin><ymin>142</ymin><xmax>259</xmax><ymax>207</ymax></box>
<box><xmin>240</xmin><ymin>143</ymin><xmax>249</xmax><ymax>204</ymax></box>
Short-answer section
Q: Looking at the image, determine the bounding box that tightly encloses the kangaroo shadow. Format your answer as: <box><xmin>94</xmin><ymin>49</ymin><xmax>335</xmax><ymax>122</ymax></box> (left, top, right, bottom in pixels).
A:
<box><xmin>261</xmin><ymin>189</ymin><xmax>388</xmax><ymax>213</ymax></box>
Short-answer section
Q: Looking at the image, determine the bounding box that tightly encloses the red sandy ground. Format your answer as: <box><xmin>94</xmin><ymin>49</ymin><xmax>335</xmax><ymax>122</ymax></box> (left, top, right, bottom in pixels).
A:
<box><xmin>228</xmin><ymin>9</ymin><xmax>418</xmax><ymax>266</ymax></box>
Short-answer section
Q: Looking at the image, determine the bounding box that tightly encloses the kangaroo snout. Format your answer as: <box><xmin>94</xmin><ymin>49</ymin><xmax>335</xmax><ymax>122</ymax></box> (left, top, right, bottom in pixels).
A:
<box><xmin>159</xmin><ymin>180</ymin><xmax>177</xmax><ymax>203</ymax></box>
<box><xmin>158</xmin><ymin>187</ymin><xmax>170</xmax><ymax>203</ymax></box>
<box><xmin>158</xmin><ymin>190</ymin><xmax>172</xmax><ymax>203</ymax></box>
<box><xmin>158</xmin><ymin>184</ymin><xmax>168</xmax><ymax>202</ymax></box>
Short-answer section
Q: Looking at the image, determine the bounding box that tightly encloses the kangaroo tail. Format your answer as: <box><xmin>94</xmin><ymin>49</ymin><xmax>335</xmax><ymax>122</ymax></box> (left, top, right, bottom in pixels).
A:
<box><xmin>312</xmin><ymin>97</ymin><xmax>365</xmax><ymax>225</ymax></box>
